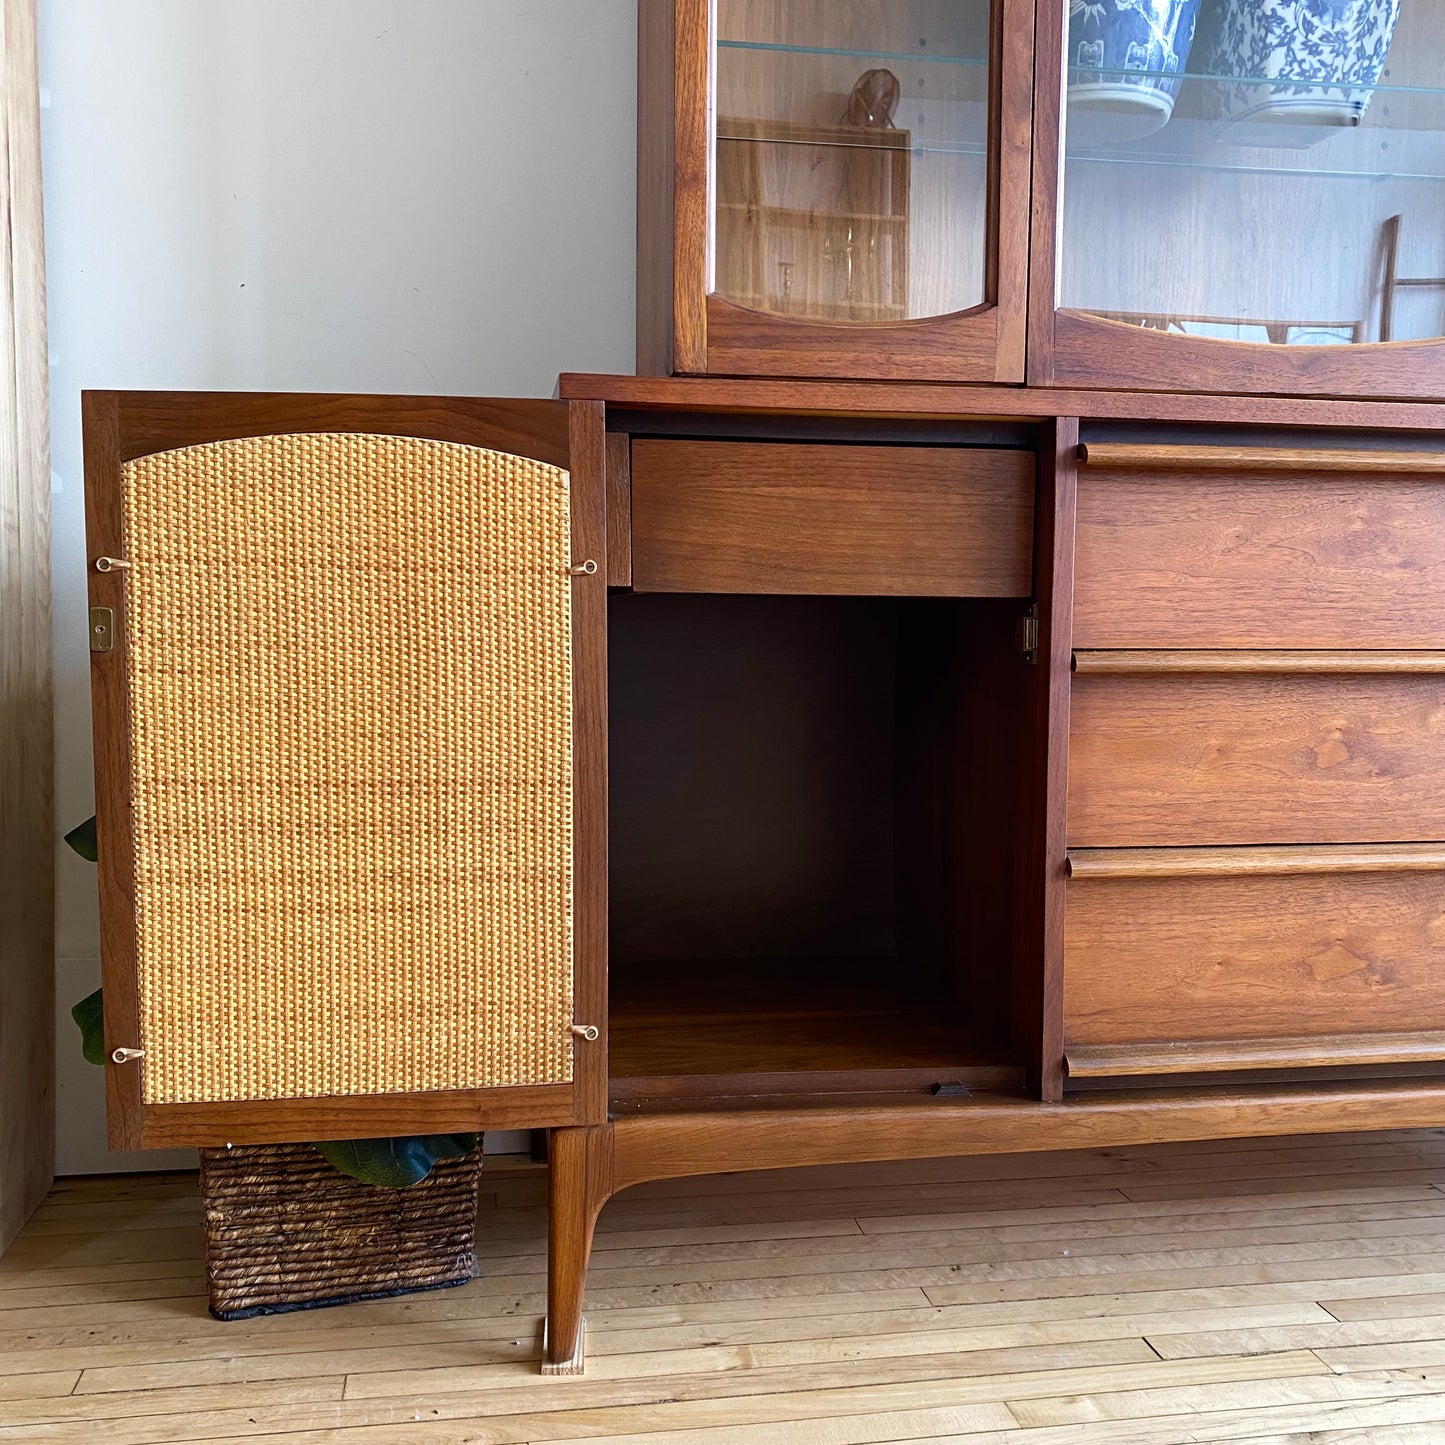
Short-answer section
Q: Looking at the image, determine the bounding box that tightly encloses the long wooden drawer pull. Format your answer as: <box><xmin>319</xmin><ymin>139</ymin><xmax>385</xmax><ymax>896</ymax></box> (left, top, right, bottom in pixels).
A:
<box><xmin>1073</xmin><ymin>650</ymin><xmax>1445</xmax><ymax>675</ymax></box>
<box><xmin>1076</xmin><ymin>443</ymin><xmax>1445</xmax><ymax>474</ymax></box>
<box><xmin>1067</xmin><ymin>843</ymin><xmax>1445</xmax><ymax>880</ymax></box>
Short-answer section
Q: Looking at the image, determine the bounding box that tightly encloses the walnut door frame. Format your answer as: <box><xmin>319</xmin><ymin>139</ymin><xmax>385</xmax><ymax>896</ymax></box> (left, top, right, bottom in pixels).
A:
<box><xmin>83</xmin><ymin>391</ymin><xmax>608</xmax><ymax>1150</ymax></box>
<box><xmin>638</xmin><ymin>0</ymin><xmax>1035</xmax><ymax>383</ymax></box>
<box><xmin>1026</xmin><ymin>0</ymin><xmax>1445</xmax><ymax>401</ymax></box>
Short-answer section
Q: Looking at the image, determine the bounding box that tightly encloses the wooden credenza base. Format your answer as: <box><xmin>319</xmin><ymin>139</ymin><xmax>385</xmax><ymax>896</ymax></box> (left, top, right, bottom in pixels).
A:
<box><xmin>542</xmin><ymin>1081</ymin><xmax>1445</xmax><ymax>1371</ymax></box>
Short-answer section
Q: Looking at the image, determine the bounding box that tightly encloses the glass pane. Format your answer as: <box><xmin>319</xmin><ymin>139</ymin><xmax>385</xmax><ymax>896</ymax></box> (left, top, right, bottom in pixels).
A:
<box><xmin>1061</xmin><ymin>0</ymin><xmax>1445</xmax><ymax>346</ymax></box>
<box><xmin>713</xmin><ymin>0</ymin><xmax>993</xmax><ymax>324</ymax></box>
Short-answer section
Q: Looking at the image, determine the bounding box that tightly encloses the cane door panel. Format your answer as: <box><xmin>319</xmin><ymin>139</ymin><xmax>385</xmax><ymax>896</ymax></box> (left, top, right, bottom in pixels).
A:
<box><xmin>84</xmin><ymin>392</ymin><xmax>607</xmax><ymax>1149</ymax></box>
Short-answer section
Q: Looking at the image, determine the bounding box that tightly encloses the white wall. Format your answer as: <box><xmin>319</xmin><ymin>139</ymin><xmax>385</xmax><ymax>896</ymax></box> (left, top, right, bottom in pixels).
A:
<box><xmin>41</xmin><ymin>0</ymin><xmax>637</xmax><ymax>1173</ymax></box>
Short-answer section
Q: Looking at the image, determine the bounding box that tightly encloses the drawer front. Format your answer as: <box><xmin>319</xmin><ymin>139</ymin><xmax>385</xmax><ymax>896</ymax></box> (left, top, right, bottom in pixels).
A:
<box><xmin>1064</xmin><ymin>865</ymin><xmax>1445</xmax><ymax>1068</ymax></box>
<box><xmin>630</xmin><ymin>440</ymin><xmax>1035</xmax><ymax>596</ymax></box>
<box><xmin>1069</xmin><ymin>671</ymin><xmax>1445</xmax><ymax>847</ymax></box>
<box><xmin>1074</xmin><ymin>473</ymin><xmax>1445</xmax><ymax>648</ymax></box>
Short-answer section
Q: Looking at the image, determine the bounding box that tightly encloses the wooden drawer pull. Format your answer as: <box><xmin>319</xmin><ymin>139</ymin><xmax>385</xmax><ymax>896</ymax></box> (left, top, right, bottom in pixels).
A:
<box><xmin>1067</xmin><ymin>843</ymin><xmax>1445</xmax><ymax>880</ymax></box>
<box><xmin>1067</xmin><ymin>1032</ymin><xmax>1445</xmax><ymax>1079</ymax></box>
<box><xmin>1077</xmin><ymin>443</ymin><xmax>1445</xmax><ymax>474</ymax></box>
<box><xmin>1074</xmin><ymin>650</ymin><xmax>1445</xmax><ymax>675</ymax></box>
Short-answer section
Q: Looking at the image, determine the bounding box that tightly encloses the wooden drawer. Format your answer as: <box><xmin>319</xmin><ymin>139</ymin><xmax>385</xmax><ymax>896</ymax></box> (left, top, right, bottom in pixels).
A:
<box><xmin>629</xmin><ymin>440</ymin><xmax>1034</xmax><ymax>596</ymax></box>
<box><xmin>1074</xmin><ymin>467</ymin><xmax>1445</xmax><ymax>649</ymax></box>
<box><xmin>1064</xmin><ymin>847</ymin><xmax>1445</xmax><ymax>1077</ymax></box>
<box><xmin>1069</xmin><ymin>660</ymin><xmax>1445</xmax><ymax>847</ymax></box>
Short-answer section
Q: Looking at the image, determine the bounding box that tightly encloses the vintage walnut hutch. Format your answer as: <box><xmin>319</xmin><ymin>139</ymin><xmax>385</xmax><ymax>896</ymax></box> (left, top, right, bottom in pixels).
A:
<box><xmin>85</xmin><ymin>0</ymin><xmax>1445</xmax><ymax>1372</ymax></box>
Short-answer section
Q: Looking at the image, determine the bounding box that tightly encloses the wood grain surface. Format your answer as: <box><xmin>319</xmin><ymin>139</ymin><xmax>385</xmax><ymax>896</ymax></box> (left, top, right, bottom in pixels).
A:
<box><xmin>1079</xmin><ymin>443</ymin><xmax>1445</xmax><ymax>474</ymax></box>
<box><xmin>1074</xmin><ymin>472</ymin><xmax>1445</xmax><ymax>649</ymax></box>
<box><xmin>1068</xmin><ymin>843</ymin><xmax>1445</xmax><ymax>879</ymax></box>
<box><xmin>608</xmin><ymin>1082</ymin><xmax>1445</xmax><ymax>1189</ymax></box>
<box><xmin>19</xmin><ymin>1134</ymin><xmax>1445</xmax><ymax>1436</ymax></box>
<box><xmin>630</xmin><ymin>439</ymin><xmax>1034</xmax><ymax>595</ymax></box>
<box><xmin>605</xmin><ymin>432</ymin><xmax>632</xmax><ymax>588</ymax></box>
<box><xmin>1074</xmin><ymin>650</ymin><xmax>1445</xmax><ymax>675</ymax></box>
<box><xmin>559</xmin><ymin>370</ymin><xmax>1445</xmax><ymax>431</ymax></box>
<box><xmin>1013</xmin><ymin>420</ymin><xmax>1079</xmax><ymax>1102</ymax></box>
<box><xmin>1050</xmin><ymin>307</ymin><xmax>1445</xmax><ymax>402</ymax></box>
<box><xmin>1067</xmin><ymin>1032</ymin><xmax>1445</xmax><ymax>1078</ymax></box>
<box><xmin>1065</xmin><ymin>869</ymin><xmax>1445</xmax><ymax>1049</ymax></box>
<box><xmin>1069</xmin><ymin>671</ymin><xmax>1445</xmax><ymax>846</ymax></box>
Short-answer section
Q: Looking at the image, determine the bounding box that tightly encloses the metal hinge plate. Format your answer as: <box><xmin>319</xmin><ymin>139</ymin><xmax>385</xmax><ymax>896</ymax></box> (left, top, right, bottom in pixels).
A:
<box><xmin>89</xmin><ymin>607</ymin><xmax>115</xmax><ymax>653</ymax></box>
<box><xmin>1016</xmin><ymin>607</ymin><xmax>1039</xmax><ymax>664</ymax></box>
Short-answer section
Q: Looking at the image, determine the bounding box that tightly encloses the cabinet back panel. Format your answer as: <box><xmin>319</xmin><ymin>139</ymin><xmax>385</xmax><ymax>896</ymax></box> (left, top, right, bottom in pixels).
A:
<box><xmin>1074</xmin><ymin>473</ymin><xmax>1445</xmax><ymax>648</ymax></box>
<box><xmin>608</xmin><ymin>593</ymin><xmax>897</xmax><ymax>962</ymax></box>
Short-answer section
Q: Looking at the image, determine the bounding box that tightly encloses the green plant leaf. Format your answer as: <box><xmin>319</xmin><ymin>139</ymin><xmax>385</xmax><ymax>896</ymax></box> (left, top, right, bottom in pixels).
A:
<box><xmin>72</xmin><ymin>988</ymin><xmax>105</xmax><ymax>1066</ymax></box>
<box><xmin>311</xmin><ymin>1134</ymin><xmax>478</xmax><ymax>1189</ymax></box>
<box><xmin>65</xmin><ymin>816</ymin><xmax>98</xmax><ymax>863</ymax></box>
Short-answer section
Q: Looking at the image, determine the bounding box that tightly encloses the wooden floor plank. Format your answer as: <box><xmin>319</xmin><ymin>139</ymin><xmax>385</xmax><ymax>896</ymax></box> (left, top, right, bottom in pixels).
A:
<box><xmin>7</xmin><ymin>1135</ymin><xmax>1445</xmax><ymax>1441</ymax></box>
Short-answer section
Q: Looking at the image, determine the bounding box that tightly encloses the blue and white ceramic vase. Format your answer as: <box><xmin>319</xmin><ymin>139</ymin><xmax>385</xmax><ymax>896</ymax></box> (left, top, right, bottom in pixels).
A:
<box><xmin>1068</xmin><ymin>0</ymin><xmax>1203</xmax><ymax>144</ymax></box>
<box><xmin>1197</xmin><ymin>0</ymin><xmax>1402</xmax><ymax>131</ymax></box>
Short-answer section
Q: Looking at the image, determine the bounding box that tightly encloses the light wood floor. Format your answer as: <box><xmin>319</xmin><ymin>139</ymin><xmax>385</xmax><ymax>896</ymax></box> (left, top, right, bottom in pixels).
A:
<box><xmin>9</xmin><ymin>1131</ymin><xmax>1445</xmax><ymax>1441</ymax></box>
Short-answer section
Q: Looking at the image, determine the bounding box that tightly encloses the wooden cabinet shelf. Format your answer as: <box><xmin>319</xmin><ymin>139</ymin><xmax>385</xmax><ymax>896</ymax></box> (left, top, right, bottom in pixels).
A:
<box><xmin>608</xmin><ymin>959</ymin><xmax>1023</xmax><ymax>1103</ymax></box>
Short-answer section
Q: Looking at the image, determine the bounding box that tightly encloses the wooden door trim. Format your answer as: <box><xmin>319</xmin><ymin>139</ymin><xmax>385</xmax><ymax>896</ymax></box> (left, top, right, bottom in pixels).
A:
<box><xmin>131</xmin><ymin>1085</ymin><xmax>584</xmax><ymax>1150</ymax></box>
<box><xmin>1025</xmin><ymin>0</ymin><xmax>1064</xmax><ymax>387</ymax></box>
<box><xmin>84</xmin><ymin>391</ymin><xmax>608</xmax><ymax>1150</ymax></box>
<box><xmin>1013</xmin><ymin>417</ymin><xmax>1078</xmax><ymax>1102</ymax></box>
<box><xmin>1052</xmin><ymin>311</ymin><xmax>1445</xmax><ymax>400</ymax></box>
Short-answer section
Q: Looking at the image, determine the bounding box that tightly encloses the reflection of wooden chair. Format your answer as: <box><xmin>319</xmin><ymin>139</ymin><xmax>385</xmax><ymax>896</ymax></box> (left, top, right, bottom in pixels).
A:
<box><xmin>1381</xmin><ymin>214</ymin><xmax>1445</xmax><ymax>341</ymax></box>
<box><xmin>1093</xmin><ymin>310</ymin><xmax>1364</xmax><ymax>345</ymax></box>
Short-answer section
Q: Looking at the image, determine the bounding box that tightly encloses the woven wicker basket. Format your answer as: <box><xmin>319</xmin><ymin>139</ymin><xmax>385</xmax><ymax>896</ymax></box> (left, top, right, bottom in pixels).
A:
<box><xmin>198</xmin><ymin>1142</ymin><xmax>483</xmax><ymax>1320</ymax></box>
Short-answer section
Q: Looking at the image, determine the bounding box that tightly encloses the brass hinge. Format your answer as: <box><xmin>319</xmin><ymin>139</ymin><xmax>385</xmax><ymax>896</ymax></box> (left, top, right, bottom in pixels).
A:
<box><xmin>1016</xmin><ymin>606</ymin><xmax>1039</xmax><ymax>664</ymax></box>
<box><xmin>89</xmin><ymin>607</ymin><xmax>115</xmax><ymax>653</ymax></box>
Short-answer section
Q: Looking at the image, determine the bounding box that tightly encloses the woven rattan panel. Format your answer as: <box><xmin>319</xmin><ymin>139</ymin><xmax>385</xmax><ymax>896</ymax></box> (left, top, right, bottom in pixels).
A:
<box><xmin>120</xmin><ymin>433</ymin><xmax>574</xmax><ymax>1104</ymax></box>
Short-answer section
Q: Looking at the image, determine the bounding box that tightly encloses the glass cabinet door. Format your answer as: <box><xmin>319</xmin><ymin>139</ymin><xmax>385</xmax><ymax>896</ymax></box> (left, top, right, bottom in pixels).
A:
<box><xmin>714</xmin><ymin>1</ymin><xmax>992</xmax><ymax>325</ymax></box>
<box><xmin>642</xmin><ymin>0</ymin><xmax>1034</xmax><ymax>382</ymax></box>
<box><xmin>1037</xmin><ymin>0</ymin><xmax>1445</xmax><ymax>396</ymax></box>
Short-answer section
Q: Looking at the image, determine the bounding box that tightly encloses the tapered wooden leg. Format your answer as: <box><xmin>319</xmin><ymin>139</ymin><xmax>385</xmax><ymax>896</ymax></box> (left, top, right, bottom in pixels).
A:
<box><xmin>542</xmin><ymin>1123</ymin><xmax>613</xmax><ymax>1375</ymax></box>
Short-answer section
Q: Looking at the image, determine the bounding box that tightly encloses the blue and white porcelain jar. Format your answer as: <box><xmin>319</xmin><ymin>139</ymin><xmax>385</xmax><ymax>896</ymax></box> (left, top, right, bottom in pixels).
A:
<box><xmin>1068</xmin><ymin>0</ymin><xmax>1203</xmax><ymax>144</ymax></box>
<box><xmin>1197</xmin><ymin>0</ymin><xmax>1401</xmax><ymax>130</ymax></box>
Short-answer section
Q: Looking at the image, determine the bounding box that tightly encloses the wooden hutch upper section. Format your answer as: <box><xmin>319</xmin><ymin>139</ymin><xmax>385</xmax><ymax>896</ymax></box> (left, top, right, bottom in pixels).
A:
<box><xmin>638</xmin><ymin>0</ymin><xmax>1445</xmax><ymax>400</ymax></box>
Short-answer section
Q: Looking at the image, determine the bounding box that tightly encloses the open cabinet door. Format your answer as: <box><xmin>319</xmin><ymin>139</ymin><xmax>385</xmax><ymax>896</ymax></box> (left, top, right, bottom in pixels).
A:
<box><xmin>82</xmin><ymin>393</ymin><xmax>607</xmax><ymax>1150</ymax></box>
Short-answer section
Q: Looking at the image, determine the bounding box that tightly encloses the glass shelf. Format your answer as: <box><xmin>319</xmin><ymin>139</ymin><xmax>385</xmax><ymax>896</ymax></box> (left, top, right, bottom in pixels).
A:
<box><xmin>1066</xmin><ymin>65</ymin><xmax>1445</xmax><ymax>97</ymax></box>
<box><xmin>716</xmin><ymin>130</ymin><xmax>989</xmax><ymax>162</ymax></box>
<box><xmin>1067</xmin><ymin>149</ymin><xmax>1445</xmax><ymax>185</ymax></box>
<box><xmin>717</xmin><ymin>38</ymin><xmax>987</xmax><ymax>69</ymax></box>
